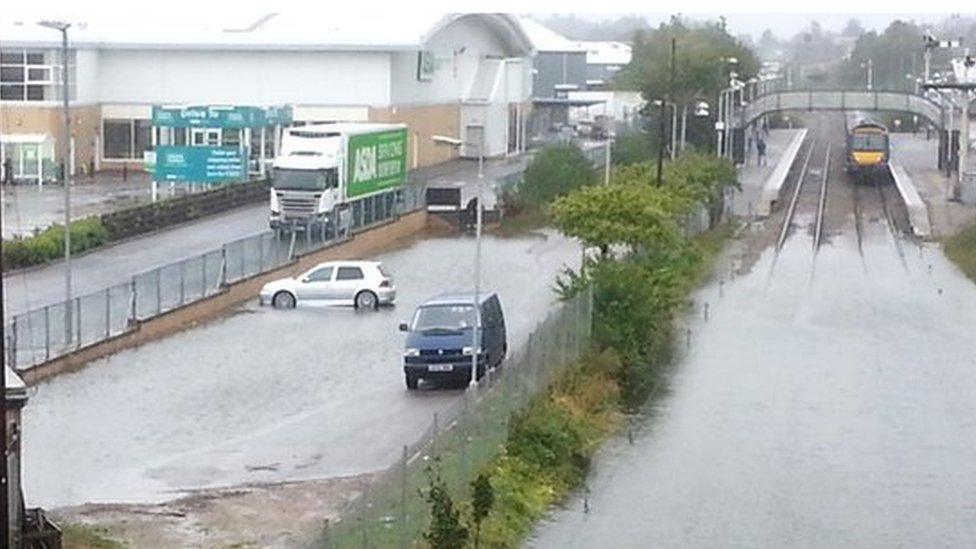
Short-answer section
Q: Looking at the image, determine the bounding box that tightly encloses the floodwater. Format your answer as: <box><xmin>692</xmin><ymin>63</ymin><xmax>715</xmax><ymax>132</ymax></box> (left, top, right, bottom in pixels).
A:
<box><xmin>22</xmin><ymin>230</ymin><xmax>580</xmax><ymax>508</ymax></box>
<box><xmin>531</xmin><ymin>176</ymin><xmax>976</xmax><ymax>545</ymax></box>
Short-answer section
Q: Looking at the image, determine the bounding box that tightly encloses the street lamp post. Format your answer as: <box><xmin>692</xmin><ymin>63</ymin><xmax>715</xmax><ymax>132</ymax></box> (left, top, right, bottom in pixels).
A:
<box><xmin>431</xmin><ymin>133</ymin><xmax>483</xmax><ymax>389</ymax></box>
<box><xmin>39</xmin><ymin>20</ymin><xmax>73</xmax><ymax>344</ymax></box>
<box><xmin>471</xmin><ymin>130</ymin><xmax>484</xmax><ymax>389</ymax></box>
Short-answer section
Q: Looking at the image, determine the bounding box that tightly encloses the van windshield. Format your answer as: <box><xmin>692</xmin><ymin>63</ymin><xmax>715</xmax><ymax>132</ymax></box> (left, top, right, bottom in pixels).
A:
<box><xmin>412</xmin><ymin>304</ymin><xmax>476</xmax><ymax>332</ymax></box>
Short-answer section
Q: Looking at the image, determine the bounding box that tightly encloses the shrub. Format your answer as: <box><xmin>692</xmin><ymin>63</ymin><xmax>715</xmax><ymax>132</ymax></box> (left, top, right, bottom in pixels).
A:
<box><xmin>516</xmin><ymin>145</ymin><xmax>595</xmax><ymax>209</ymax></box>
<box><xmin>611</xmin><ymin>131</ymin><xmax>658</xmax><ymax>166</ymax></box>
<box><xmin>2</xmin><ymin>217</ymin><xmax>109</xmax><ymax>270</ymax></box>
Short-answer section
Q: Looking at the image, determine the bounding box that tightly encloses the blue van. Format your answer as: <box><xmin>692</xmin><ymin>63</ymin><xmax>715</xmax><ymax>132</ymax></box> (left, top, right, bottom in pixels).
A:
<box><xmin>399</xmin><ymin>292</ymin><xmax>507</xmax><ymax>390</ymax></box>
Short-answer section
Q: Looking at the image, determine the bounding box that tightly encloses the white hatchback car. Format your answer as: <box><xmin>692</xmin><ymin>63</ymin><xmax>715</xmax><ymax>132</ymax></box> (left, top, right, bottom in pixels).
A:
<box><xmin>259</xmin><ymin>260</ymin><xmax>396</xmax><ymax>310</ymax></box>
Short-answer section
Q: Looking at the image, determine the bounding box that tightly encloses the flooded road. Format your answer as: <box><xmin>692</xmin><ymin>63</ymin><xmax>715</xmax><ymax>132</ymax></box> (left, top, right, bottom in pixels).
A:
<box><xmin>23</xmin><ymin>230</ymin><xmax>580</xmax><ymax>508</ymax></box>
<box><xmin>531</xmin><ymin>117</ymin><xmax>976</xmax><ymax>547</ymax></box>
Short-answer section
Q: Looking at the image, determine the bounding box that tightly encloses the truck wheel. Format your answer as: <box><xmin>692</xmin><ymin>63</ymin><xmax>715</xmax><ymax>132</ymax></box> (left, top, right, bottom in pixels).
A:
<box><xmin>405</xmin><ymin>373</ymin><xmax>419</xmax><ymax>390</ymax></box>
<box><xmin>355</xmin><ymin>290</ymin><xmax>378</xmax><ymax>310</ymax></box>
<box><xmin>272</xmin><ymin>291</ymin><xmax>296</xmax><ymax>309</ymax></box>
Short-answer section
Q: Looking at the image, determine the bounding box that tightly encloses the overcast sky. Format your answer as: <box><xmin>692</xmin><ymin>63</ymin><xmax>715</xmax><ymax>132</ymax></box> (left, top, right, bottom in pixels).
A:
<box><xmin>2</xmin><ymin>0</ymin><xmax>972</xmax><ymax>40</ymax></box>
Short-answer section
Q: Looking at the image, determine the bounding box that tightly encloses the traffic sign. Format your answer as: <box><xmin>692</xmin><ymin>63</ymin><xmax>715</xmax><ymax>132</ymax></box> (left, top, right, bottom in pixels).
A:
<box><xmin>155</xmin><ymin>146</ymin><xmax>247</xmax><ymax>183</ymax></box>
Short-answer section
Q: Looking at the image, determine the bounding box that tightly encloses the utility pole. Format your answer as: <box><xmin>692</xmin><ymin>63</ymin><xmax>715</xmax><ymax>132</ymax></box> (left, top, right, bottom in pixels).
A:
<box><xmin>658</xmin><ymin>37</ymin><xmax>676</xmax><ymax>184</ymax></box>
<box><xmin>40</xmin><ymin>20</ymin><xmax>73</xmax><ymax>344</ymax></box>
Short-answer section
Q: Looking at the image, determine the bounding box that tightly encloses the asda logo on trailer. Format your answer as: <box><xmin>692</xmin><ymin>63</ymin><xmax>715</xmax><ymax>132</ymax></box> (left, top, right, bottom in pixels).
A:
<box><xmin>348</xmin><ymin>129</ymin><xmax>406</xmax><ymax>198</ymax></box>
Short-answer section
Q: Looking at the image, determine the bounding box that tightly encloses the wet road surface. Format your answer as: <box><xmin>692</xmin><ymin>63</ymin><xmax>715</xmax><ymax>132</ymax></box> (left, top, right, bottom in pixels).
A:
<box><xmin>531</xmin><ymin>115</ymin><xmax>976</xmax><ymax>548</ymax></box>
<box><xmin>23</xmin><ymin>230</ymin><xmax>580</xmax><ymax>508</ymax></box>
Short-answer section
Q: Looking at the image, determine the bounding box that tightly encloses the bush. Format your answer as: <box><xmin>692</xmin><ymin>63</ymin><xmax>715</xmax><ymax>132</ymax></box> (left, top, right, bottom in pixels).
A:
<box><xmin>511</xmin><ymin>145</ymin><xmax>595</xmax><ymax>212</ymax></box>
<box><xmin>611</xmin><ymin>131</ymin><xmax>658</xmax><ymax>166</ymax></box>
<box><xmin>3</xmin><ymin>217</ymin><xmax>110</xmax><ymax>270</ymax></box>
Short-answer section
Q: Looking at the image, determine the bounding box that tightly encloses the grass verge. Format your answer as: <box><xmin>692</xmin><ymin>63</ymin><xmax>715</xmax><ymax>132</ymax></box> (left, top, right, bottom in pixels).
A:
<box><xmin>62</xmin><ymin>523</ymin><xmax>125</xmax><ymax>549</ymax></box>
<box><xmin>944</xmin><ymin>221</ymin><xmax>976</xmax><ymax>282</ymax></box>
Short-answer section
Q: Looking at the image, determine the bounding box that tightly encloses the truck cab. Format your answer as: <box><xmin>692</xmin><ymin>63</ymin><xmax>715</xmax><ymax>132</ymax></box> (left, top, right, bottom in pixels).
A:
<box><xmin>270</xmin><ymin>127</ymin><xmax>344</xmax><ymax>229</ymax></box>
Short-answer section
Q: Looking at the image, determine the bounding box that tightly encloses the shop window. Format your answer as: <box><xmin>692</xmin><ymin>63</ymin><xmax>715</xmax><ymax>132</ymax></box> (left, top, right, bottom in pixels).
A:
<box><xmin>26</xmin><ymin>85</ymin><xmax>44</xmax><ymax>101</ymax></box>
<box><xmin>0</xmin><ymin>85</ymin><xmax>24</xmax><ymax>100</ymax></box>
<box><xmin>0</xmin><ymin>51</ymin><xmax>24</xmax><ymax>64</ymax></box>
<box><xmin>134</xmin><ymin>119</ymin><xmax>153</xmax><ymax>157</ymax></box>
<box><xmin>26</xmin><ymin>52</ymin><xmax>45</xmax><ymax>64</ymax></box>
<box><xmin>103</xmin><ymin>120</ymin><xmax>132</xmax><ymax>159</ymax></box>
<box><xmin>1</xmin><ymin>66</ymin><xmax>24</xmax><ymax>82</ymax></box>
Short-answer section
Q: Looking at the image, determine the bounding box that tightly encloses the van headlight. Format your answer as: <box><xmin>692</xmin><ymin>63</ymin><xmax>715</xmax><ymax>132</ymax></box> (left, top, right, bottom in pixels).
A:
<box><xmin>404</xmin><ymin>348</ymin><xmax>420</xmax><ymax>357</ymax></box>
<box><xmin>462</xmin><ymin>346</ymin><xmax>482</xmax><ymax>356</ymax></box>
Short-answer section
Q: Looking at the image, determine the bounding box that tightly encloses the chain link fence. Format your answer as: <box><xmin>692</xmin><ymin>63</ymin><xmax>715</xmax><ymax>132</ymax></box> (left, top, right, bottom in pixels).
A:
<box><xmin>322</xmin><ymin>286</ymin><xmax>593</xmax><ymax>548</ymax></box>
<box><xmin>5</xmin><ymin>186</ymin><xmax>425</xmax><ymax>372</ymax></box>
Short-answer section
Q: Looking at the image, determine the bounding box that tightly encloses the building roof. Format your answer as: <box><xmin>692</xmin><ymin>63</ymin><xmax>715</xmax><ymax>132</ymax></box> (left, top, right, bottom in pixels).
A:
<box><xmin>517</xmin><ymin>17</ymin><xmax>586</xmax><ymax>53</ymax></box>
<box><xmin>0</xmin><ymin>13</ymin><xmax>533</xmax><ymax>55</ymax></box>
<box><xmin>581</xmin><ymin>41</ymin><xmax>632</xmax><ymax>65</ymax></box>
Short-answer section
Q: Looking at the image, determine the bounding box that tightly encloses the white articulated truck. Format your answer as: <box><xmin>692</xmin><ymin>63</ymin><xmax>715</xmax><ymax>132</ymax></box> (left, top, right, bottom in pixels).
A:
<box><xmin>269</xmin><ymin>122</ymin><xmax>408</xmax><ymax>230</ymax></box>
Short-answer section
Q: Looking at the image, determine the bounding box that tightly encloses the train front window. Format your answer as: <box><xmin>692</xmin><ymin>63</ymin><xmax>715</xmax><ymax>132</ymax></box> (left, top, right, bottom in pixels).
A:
<box><xmin>851</xmin><ymin>134</ymin><xmax>887</xmax><ymax>151</ymax></box>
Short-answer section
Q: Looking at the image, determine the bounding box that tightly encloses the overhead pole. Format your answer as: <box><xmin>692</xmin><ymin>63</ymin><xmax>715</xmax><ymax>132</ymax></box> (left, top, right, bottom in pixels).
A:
<box><xmin>40</xmin><ymin>20</ymin><xmax>73</xmax><ymax>345</ymax></box>
<box><xmin>658</xmin><ymin>37</ymin><xmax>675</xmax><ymax>185</ymax></box>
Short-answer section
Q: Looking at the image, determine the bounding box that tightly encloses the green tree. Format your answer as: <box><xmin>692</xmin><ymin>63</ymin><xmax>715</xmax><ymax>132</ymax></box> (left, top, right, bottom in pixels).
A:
<box><xmin>617</xmin><ymin>16</ymin><xmax>760</xmax><ymax>106</ymax></box>
<box><xmin>469</xmin><ymin>472</ymin><xmax>494</xmax><ymax>549</ymax></box>
<box><xmin>516</xmin><ymin>144</ymin><xmax>595</xmax><ymax>209</ymax></box>
<box><xmin>842</xmin><ymin>20</ymin><xmax>926</xmax><ymax>91</ymax></box>
<box><xmin>423</xmin><ymin>461</ymin><xmax>468</xmax><ymax>549</ymax></box>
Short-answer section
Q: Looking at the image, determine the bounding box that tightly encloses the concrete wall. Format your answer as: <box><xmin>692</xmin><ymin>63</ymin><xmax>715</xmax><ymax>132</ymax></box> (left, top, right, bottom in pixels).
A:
<box><xmin>96</xmin><ymin>49</ymin><xmax>392</xmax><ymax>106</ymax></box>
<box><xmin>19</xmin><ymin>210</ymin><xmax>429</xmax><ymax>385</ymax></box>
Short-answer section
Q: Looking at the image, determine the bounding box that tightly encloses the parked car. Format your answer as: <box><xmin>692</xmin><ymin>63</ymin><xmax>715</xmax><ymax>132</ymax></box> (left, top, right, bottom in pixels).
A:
<box><xmin>259</xmin><ymin>260</ymin><xmax>395</xmax><ymax>309</ymax></box>
<box><xmin>399</xmin><ymin>292</ymin><xmax>507</xmax><ymax>390</ymax></box>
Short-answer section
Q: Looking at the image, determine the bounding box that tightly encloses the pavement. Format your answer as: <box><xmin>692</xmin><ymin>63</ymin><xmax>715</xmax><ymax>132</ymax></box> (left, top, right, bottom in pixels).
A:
<box><xmin>888</xmin><ymin>133</ymin><xmax>976</xmax><ymax>239</ymax></box>
<box><xmin>2</xmin><ymin>156</ymin><xmax>527</xmax><ymax>319</ymax></box>
<box><xmin>729</xmin><ymin>129</ymin><xmax>805</xmax><ymax>218</ymax></box>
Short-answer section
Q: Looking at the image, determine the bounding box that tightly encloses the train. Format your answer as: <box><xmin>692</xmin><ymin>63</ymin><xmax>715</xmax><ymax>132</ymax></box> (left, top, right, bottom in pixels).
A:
<box><xmin>845</xmin><ymin>115</ymin><xmax>890</xmax><ymax>178</ymax></box>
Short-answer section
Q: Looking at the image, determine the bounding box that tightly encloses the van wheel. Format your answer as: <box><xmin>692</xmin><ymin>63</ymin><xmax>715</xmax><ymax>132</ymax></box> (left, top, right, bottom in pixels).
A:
<box><xmin>405</xmin><ymin>373</ymin><xmax>419</xmax><ymax>390</ymax></box>
<box><xmin>272</xmin><ymin>291</ymin><xmax>296</xmax><ymax>309</ymax></box>
<box><xmin>355</xmin><ymin>290</ymin><xmax>378</xmax><ymax>310</ymax></box>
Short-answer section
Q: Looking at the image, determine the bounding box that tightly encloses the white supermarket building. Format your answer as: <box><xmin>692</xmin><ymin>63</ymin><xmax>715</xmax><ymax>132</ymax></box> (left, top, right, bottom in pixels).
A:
<box><xmin>0</xmin><ymin>13</ymin><xmax>536</xmax><ymax>182</ymax></box>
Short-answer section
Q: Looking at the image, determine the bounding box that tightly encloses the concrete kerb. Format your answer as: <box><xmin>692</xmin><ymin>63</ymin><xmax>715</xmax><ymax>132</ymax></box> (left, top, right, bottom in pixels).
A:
<box><xmin>18</xmin><ymin>210</ymin><xmax>429</xmax><ymax>386</ymax></box>
<box><xmin>759</xmin><ymin>129</ymin><xmax>808</xmax><ymax>216</ymax></box>
<box><xmin>888</xmin><ymin>162</ymin><xmax>933</xmax><ymax>239</ymax></box>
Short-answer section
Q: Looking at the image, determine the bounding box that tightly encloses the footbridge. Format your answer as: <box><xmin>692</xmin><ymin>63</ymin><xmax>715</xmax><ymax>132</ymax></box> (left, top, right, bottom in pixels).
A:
<box><xmin>736</xmin><ymin>89</ymin><xmax>946</xmax><ymax>129</ymax></box>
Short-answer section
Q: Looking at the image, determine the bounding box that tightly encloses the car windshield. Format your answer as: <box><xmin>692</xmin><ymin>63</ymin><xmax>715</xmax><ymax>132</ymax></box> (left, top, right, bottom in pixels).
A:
<box><xmin>411</xmin><ymin>304</ymin><xmax>476</xmax><ymax>331</ymax></box>
<box><xmin>272</xmin><ymin>167</ymin><xmax>336</xmax><ymax>191</ymax></box>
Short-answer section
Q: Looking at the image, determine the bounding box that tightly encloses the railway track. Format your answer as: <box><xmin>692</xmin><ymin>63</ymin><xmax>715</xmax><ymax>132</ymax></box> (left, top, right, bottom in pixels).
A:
<box><xmin>775</xmin><ymin>136</ymin><xmax>831</xmax><ymax>256</ymax></box>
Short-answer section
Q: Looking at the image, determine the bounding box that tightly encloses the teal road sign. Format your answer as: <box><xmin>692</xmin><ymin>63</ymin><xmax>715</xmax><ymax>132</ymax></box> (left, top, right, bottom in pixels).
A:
<box><xmin>152</xmin><ymin>105</ymin><xmax>293</xmax><ymax>128</ymax></box>
<box><xmin>155</xmin><ymin>146</ymin><xmax>247</xmax><ymax>183</ymax></box>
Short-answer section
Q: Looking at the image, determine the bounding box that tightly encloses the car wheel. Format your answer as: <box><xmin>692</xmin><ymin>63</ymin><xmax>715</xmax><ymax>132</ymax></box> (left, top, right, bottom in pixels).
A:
<box><xmin>354</xmin><ymin>290</ymin><xmax>378</xmax><ymax>310</ymax></box>
<box><xmin>405</xmin><ymin>373</ymin><xmax>419</xmax><ymax>390</ymax></box>
<box><xmin>272</xmin><ymin>291</ymin><xmax>296</xmax><ymax>309</ymax></box>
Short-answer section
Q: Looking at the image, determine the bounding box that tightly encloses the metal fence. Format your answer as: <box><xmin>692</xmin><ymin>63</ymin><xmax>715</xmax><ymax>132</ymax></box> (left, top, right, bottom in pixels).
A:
<box><xmin>5</xmin><ymin>186</ymin><xmax>426</xmax><ymax>372</ymax></box>
<box><xmin>322</xmin><ymin>286</ymin><xmax>593</xmax><ymax>548</ymax></box>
